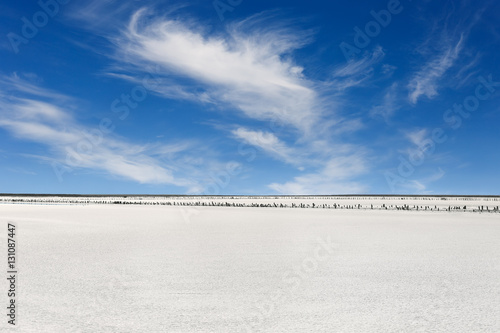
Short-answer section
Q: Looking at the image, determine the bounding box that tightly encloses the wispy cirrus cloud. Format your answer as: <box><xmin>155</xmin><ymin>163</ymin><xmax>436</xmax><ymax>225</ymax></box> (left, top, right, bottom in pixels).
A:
<box><xmin>104</xmin><ymin>8</ymin><xmax>376</xmax><ymax>193</ymax></box>
<box><xmin>407</xmin><ymin>3</ymin><xmax>487</xmax><ymax>105</ymax></box>
<box><xmin>0</xmin><ymin>74</ymin><xmax>229</xmax><ymax>191</ymax></box>
<box><xmin>114</xmin><ymin>9</ymin><xmax>320</xmax><ymax>133</ymax></box>
<box><xmin>231</xmin><ymin>127</ymin><xmax>299</xmax><ymax>166</ymax></box>
<box><xmin>392</xmin><ymin>167</ymin><xmax>446</xmax><ymax>194</ymax></box>
<box><xmin>332</xmin><ymin>46</ymin><xmax>384</xmax><ymax>78</ymax></box>
<box><xmin>62</xmin><ymin>5</ymin><xmax>387</xmax><ymax>194</ymax></box>
<box><xmin>370</xmin><ymin>82</ymin><xmax>400</xmax><ymax>120</ymax></box>
<box><xmin>268</xmin><ymin>153</ymin><xmax>368</xmax><ymax>194</ymax></box>
<box><xmin>408</xmin><ymin>34</ymin><xmax>465</xmax><ymax>104</ymax></box>
<box><xmin>328</xmin><ymin>46</ymin><xmax>385</xmax><ymax>91</ymax></box>
<box><xmin>405</xmin><ymin>128</ymin><xmax>429</xmax><ymax>147</ymax></box>
<box><xmin>109</xmin><ymin>9</ymin><xmax>383</xmax><ymax>133</ymax></box>
<box><xmin>0</xmin><ymin>73</ymin><xmax>69</xmax><ymax>101</ymax></box>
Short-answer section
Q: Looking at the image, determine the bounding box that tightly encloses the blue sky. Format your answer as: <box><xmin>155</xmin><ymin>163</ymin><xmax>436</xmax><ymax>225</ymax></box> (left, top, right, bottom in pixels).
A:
<box><xmin>0</xmin><ymin>0</ymin><xmax>499</xmax><ymax>195</ymax></box>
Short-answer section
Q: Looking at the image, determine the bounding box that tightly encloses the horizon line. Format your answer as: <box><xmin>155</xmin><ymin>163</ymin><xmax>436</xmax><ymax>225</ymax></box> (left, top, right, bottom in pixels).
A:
<box><xmin>1</xmin><ymin>193</ymin><xmax>500</xmax><ymax>198</ymax></box>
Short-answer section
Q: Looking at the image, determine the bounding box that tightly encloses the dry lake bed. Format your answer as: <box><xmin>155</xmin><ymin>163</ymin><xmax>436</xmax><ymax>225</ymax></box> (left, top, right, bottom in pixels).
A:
<box><xmin>1</xmin><ymin>196</ymin><xmax>499</xmax><ymax>332</ymax></box>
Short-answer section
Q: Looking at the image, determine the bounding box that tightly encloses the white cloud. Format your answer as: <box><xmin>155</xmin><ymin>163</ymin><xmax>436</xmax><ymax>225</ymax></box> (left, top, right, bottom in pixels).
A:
<box><xmin>0</xmin><ymin>73</ymin><xmax>69</xmax><ymax>101</ymax></box>
<box><xmin>332</xmin><ymin>46</ymin><xmax>384</xmax><ymax>78</ymax></box>
<box><xmin>107</xmin><ymin>10</ymin><xmax>373</xmax><ymax>194</ymax></box>
<box><xmin>370</xmin><ymin>83</ymin><xmax>400</xmax><ymax>120</ymax></box>
<box><xmin>391</xmin><ymin>168</ymin><xmax>446</xmax><ymax>194</ymax></box>
<box><xmin>405</xmin><ymin>128</ymin><xmax>428</xmax><ymax>147</ymax></box>
<box><xmin>408</xmin><ymin>34</ymin><xmax>465</xmax><ymax>104</ymax></box>
<box><xmin>115</xmin><ymin>9</ymin><xmax>320</xmax><ymax>133</ymax></box>
<box><xmin>381</xmin><ymin>64</ymin><xmax>397</xmax><ymax>76</ymax></box>
<box><xmin>0</xmin><ymin>112</ymin><xmax>191</xmax><ymax>187</ymax></box>
<box><xmin>10</xmin><ymin>99</ymin><xmax>71</xmax><ymax>124</ymax></box>
<box><xmin>328</xmin><ymin>46</ymin><xmax>385</xmax><ymax>91</ymax></box>
<box><xmin>269</xmin><ymin>154</ymin><xmax>368</xmax><ymax>194</ymax></box>
<box><xmin>0</xmin><ymin>75</ymin><xmax>226</xmax><ymax>191</ymax></box>
<box><xmin>425</xmin><ymin>167</ymin><xmax>445</xmax><ymax>183</ymax></box>
<box><xmin>232</xmin><ymin>127</ymin><xmax>299</xmax><ymax>166</ymax></box>
<box><xmin>67</xmin><ymin>8</ymin><xmax>376</xmax><ymax>194</ymax></box>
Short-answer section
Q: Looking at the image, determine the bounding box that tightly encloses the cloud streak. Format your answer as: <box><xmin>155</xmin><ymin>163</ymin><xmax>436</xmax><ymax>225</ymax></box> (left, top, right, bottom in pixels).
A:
<box><xmin>370</xmin><ymin>82</ymin><xmax>400</xmax><ymax>120</ymax></box>
<box><xmin>63</xmin><ymin>6</ymin><xmax>393</xmax><ymax>194</ymax></box>
<box><xmin>116</xmin><ymin>9</ymin><xmax>320</xmax><ymax>133</ymax></box>
<box><xmin>104</xmin><ymin>8</ymin><xmax>375</xmax><ymax>193</ymax></box>
<box><xmin>408</xmin><ymin>34</ymin><xmax>465</xmax><ymax>104</ymax></box>
<box><xmin>269</xmin><ymin>154</ymin><xmax>368</xmax><ymax>194</ymax></box>
<box><xmin>0</xmin><ymin>74</ymin><xmax>218</xmax><ymax>191</ymax></box>
<box><xmin>232</xmin><ymin>127</ymin><xmax>299</xmax><ymax>166</ymax></box>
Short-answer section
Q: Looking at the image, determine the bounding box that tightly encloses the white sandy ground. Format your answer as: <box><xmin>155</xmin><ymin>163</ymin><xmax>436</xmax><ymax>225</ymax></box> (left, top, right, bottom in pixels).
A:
<box><xmin>1</xmin><ymin>200</ymin><xmax>499</xmax><ymax>332</ymax></box>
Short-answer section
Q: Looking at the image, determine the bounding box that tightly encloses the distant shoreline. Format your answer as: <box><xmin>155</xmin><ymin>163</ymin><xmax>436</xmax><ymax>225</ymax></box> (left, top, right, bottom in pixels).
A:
<box><xmin>1</xmin><ymin>193</ymin><xmax>500</xmax><ymax>198</ymax></box>
<box><xmin>2</xmin><ymin>195</ymin><xmax>499</xmax><ymax>213</ymax></box>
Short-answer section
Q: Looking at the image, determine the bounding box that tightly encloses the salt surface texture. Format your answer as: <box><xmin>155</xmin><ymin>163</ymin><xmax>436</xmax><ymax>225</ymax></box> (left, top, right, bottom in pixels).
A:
<box><xmin>1</xmin><ymin>198</ymin><xmax>499</xmax><ymax>332</ymax></box>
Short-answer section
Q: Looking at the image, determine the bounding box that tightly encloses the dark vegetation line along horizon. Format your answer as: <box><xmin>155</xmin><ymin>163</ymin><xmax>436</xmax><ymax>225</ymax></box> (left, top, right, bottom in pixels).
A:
<box><xmin>1</xmin><ymin>196</ymin><xmax>499</xmax><ymax>213</ymax></box>
<box><xmin>1</xmin><ymin>194</ymin><xmax>500</xmax><ymax>198</ymax></box>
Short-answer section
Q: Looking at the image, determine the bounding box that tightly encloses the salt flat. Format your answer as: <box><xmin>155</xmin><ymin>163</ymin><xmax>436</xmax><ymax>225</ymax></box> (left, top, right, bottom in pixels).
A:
<box><xmin>1</xmin><ymin>199</ymin><xmax>499</xmax><ymax>332</ymax></box>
